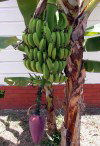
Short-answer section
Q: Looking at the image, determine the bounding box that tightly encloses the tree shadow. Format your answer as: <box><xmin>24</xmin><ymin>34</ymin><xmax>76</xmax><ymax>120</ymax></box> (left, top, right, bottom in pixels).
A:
<box><xmin>0</xmin><ymin>137</ymin><xmax>16</xmax><ymax>146</ymax></box>
<box><xmin>83</xmin><ymin>107</ymin><xmax>100</xmax><ymax>115</ymax></box>
<box><xmin>0</xmin><ymin>110</ymin><xmax>35</xmax><ymax>146</ymax></box>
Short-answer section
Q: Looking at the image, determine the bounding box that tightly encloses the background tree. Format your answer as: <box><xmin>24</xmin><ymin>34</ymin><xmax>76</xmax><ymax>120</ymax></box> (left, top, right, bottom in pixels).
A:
<box><xmin>0</xmin><ymin>0</ymin><xmax>100</xmax><ymax>145</ymax></box>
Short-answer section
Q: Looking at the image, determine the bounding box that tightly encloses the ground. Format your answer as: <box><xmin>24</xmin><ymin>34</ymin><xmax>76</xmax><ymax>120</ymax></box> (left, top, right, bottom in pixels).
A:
<box><xmin>0</xmin><ymin>108</ymin><xmax>100</xmax><ymax>146</ymax></box>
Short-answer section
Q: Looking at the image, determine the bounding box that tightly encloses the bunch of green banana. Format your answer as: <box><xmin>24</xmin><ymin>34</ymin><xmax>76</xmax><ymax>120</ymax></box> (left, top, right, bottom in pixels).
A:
<box><xmin>18</xmin><ymin>0</ymin><xmax>73</xmax><ymax>84</ymax></box>
<box><xmin>48</xmin><ymin>73</ymin><xmax>67</xmax><ymax>83</ymax></box>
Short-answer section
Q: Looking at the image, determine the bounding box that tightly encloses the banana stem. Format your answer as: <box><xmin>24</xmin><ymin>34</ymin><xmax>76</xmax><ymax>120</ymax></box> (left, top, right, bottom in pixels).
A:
<box><xmin>34</xmin><ymin>0</ymin><xmax>47</xmax><ymax>18</ymax></box>
<box><xmin>82</xmin><ymin>0</ymin><xmax>100</xmax><ymax>18</ymax></box>
<box><xmin>35</xmin><ymin>85</ymin><xmax>43</xmax><ymax>115</ymax></box>
<box><xmin>57</xmin><ymin>0</ymin><xmax>68</xmax><ymax>15</ymax></box>
<box><xmin>44</xmin><ymin>85</ymin><xmax>57</xmax><ymax>134</ymax></box>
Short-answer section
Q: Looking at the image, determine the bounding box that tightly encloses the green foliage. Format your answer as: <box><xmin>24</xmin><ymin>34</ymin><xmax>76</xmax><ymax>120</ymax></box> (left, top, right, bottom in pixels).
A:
<box><xmin>85</xmin><ymin>23</ymin><xmax>100</xmax><ymax>51</ymax></box>
<box><xmin>0</xmin><ymin>36</ymin><xmax>18</xmax><ymax>49</ymax></box>
<box><xmin>85</xmin><ymin>32</ymin><xmax>100</xmax><ymax>36</ymax></box>
<box><xmin>4</xmin><ymin>77</ymin><xmax>31</xmax><ymax>86</ymax></box>
<box><xmin>84</xmin><ymin>24</ymin><xmax>100</xmax><ymax>72</ymax></box>
<box><xmin>41</xmin><ymin>131</ymin><xmax>61</xmax><ymax>146</ymax></box>
<box><xmin>4</xmin><ymin>76</ymin><xmax>51</xmax><ymax>86</ymax></box>
<box><xmin>17</xmin><ymin>0</ymin><xmax>39</xmax><ymax>26</ymax></box>
<box><xmin>85</xmin><ymin>36</ymin><xmax>100</xmax><ymax>52</ymax></box>
<box><xmin>84</xmin><ymin>60</ymin><xmax>100</xmax><ymax>72</ymax></box>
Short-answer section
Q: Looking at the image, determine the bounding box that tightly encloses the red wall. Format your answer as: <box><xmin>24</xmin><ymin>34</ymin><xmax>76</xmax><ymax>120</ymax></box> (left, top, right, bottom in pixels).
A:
<box><xmin>0</xmin><ymin>84</ymin><xmax>100</xmax><ymax>109</ymax></box>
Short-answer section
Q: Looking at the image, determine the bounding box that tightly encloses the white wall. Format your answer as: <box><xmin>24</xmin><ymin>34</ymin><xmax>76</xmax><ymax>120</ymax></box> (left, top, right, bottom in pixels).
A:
<box><xmin>87</xmin><ymin>3</ymin><xmax>100</xmax><ymax>26</ymax></box>
<box><xmin>0</xmin><ymin>0</ymin><xmax>100</xmax><ymax>85</ymax></box>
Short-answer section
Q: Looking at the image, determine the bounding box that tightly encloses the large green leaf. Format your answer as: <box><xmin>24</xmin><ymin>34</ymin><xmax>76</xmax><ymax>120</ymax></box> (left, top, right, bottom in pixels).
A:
<box><xmin>85</xmin><ymin>36</ymin><xmax>100</xmax><ymax>52</ymax></box>
<box><xmin>85</xmin><ymin>32</ymin><xmax>100</xmax><ymax>36</ymax></box>
<box><xmin>17</xmin><ymin>0</ymin><xmax>38</xmax><ymax>26</ymax></box>
<box><xmin>85</xmin><ymin>23</ymin><xmax>100</xmax><ymax>36</ymax></box>
<box><xmin>0</xmin><ymin>36</ymin><xmax>18</xmax><ymax>49</ymax></box>
<box><xmin>84</xmin><ymin>60</ymin><xmax>100</xmax><ymax>72</ymax></box>
<box><xmin>4</xmin><ymin>77</ymin><xmax>31</xmax><ymax>86</ymax></box>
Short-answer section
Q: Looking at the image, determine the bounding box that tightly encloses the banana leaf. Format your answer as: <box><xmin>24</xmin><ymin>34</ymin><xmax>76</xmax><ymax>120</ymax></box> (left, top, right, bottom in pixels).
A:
<box><xmin>17</xmin><ymin>0</ymin><xmax>39</xmax><ymax>26</ymax></box>
<box><xmin>85</xmin><ymin>32</ymin><xmax>100</xmax><ymax>36</ymax></box>
<box><xmin>0</xmin><ymin>36</ymin><xmax>18</xmax><ymax>49</ymax></box>
<box><xmin>85</xmin><ymin>36</ymin><xmax>100</xmax><ymax>52</ymax></box>
<box><xmin>84</xmin><ymin>60</ymin><xmax>100</xmax><ymax>72</ymax></box>
<box><xmin>85</xmin><ymin>24</ymin><xmax>100</xmax><ymax>36</ymax></box>
<box><xmin>86</xmin><ymin>24</ymin><xmax>100</xmax><ymax>32</ymax></box>
<box><xmin>86</xmin><ymin>25</ymin><xmax>94</xmax><ymax>31</ymax></box>
<box><xmin>4</xmin><ymin>77</ymin><xmax>31</xmax><ymax>86</ymax></box>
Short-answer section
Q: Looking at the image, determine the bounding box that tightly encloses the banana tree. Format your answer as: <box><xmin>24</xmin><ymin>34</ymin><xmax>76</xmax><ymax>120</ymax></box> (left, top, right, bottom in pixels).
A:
<box><xmin>1</xmin><ymin>0</ymin><xmax>100</xmax><ymax>145</ymax></box>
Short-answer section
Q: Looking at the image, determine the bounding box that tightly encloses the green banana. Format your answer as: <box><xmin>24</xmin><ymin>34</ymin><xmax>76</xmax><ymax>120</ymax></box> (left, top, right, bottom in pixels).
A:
<box><xmin>61</xmin><ymin>61</ymin><xmax>65</xmax><ymax>71</ymax></box>
<box><xmin>49</xmin><ymin>74</ymin><xmax>54</xmax><ymax>83</ymax></box>
<box><xmin>36</xmin><ymin>62</ymin><xmax>43</xmax><ymax>73</ymax></box>
<box><xmin>17</xmin><ymin>43</ymin><xmax>25</xmax><ymax>52</ymax></box>
<box><xmin>39</xmin><ymin>38</ymin><xmax>46</xmax><ymax>51</ymax></box>
<box><xmin>36</xmin><ymin>19</ymin><xmax>43</xmax><ymax>40</ymax></box>
<box><xmin>58</xmin><ymin>12</ymin><xmax>68</xmax><ymax>30</ymax></box>
<box><xmin>56</xmin><ymin>31</ymin><xmax>61</xmax><ymax>48</ymax></box>
<box><xmin>20</xmin><ymin>3</ymin><xmax>71</xmax><ymax>84</ymax></box>
<box><xmin>60</xmin><ymin>31</ymin><xmax>65</xmax><ymax>47</ymax></box>
<box><xmin>33</xmin><ymin>32</ymin><xmax>40</xmax><ymax>47</ymax></box>
<box><xmin>43</xmin><ymin>52</ymin><xmax>47</xmax><ymax>61</ymax></box>
<box><xmin>24</xmin><ymin>59</ymin><xmax>32</xmax><ymax>71</ymax></box>
<box><xmin>27</xmin><ymin>34</ymin><xmax>35</xmax><ymax>47</ymax></box>
<box><xmin>28</xmin><ymin>49</ymin><xmax>34</xmax><ymax>60</ymax></box>
<box><xmin>37</xmin><ymin>51</ymin><xmax>43</xmax><ymax>63</ymax></box>
<box><xmin>30</xmin><ymin>60</ymin><xmax>37</xmax><ymax>72</ymax></box>
<box><xmin>28</xmin><ymin>18</ymin><xmax>37</xmax><ymax>33</ymax></box>
<box><xmin>61</xmin><ymin>12</ymin><xmax>68</xmax><ymax>29</ymax></box>
<box><xmin>46</xmin><ymin>58</ymin><xmax>53</xmax><ymax>71</ymax></box>
<box><xmin>59</xmin><ymin>74</ymin><xmax>65</xmax><ymax>83</ymax></box>
<box><xmin>22</xmin><ymin>33</ymin><xmax>29</xmax><ymax>46</ymax></box>
<box><xmin>64</xmin><ymin>48</ymin><xmax>69</xmax><ymax>58</ymax></box>
<box><xmin>53</xmin><ymin>61</ymin><xmax>59</xmax><ymax>74</ymax></box>
<box><xmin>46</xmin><ymin>0</ymin><xmax>57</xmax><ymax>31</ymax></box>
<box><xmin>51</xmin><ymin>32</ymin><xmax>56</xmax><ymax>44</ymax></box>
<box><xmin>24</xmin><ymin>46</ymin><xmax>30</xmax><ymax>58</ymax></box>
<box><xmin>43</xmin><ymin>63</ymin><xmax>50</xmax><ymax>79</ymax></box>
<box><xmin>55</xmin><ymin>74</ymin><xmax>60</xmax><ymax>83</ymax></box>
<box><xmin>68</xmin><ymin>26</ymin><xmax>73</xmax><ymax>39</ymax></box>
<box><xmin>59</xmin><ymin>49</ymin><xmax>65</xmax><ymax>60</ymax></box>
<box><xmin>62</xmin><ymin>61</ymin><xmax>67</xmax><ymax>69</ymax></box>
<box><xmin>58</xmin><ymin>61</ymin><xmax>63</xmax><ymax>72</ymax></box>
<box><xmin>53</xmin><ymin>13</ymin><xmax>58</xmax><ymax>30</ymax></box>
<box><xmin>64</xmin><ymin>32</ymin><xmax>69</xmax><ymax>46</ymax></box>
<box><xmin>24</xmin><ymin>45</ymin><xmax>29</xmax><ymax>53</ymax></box>
<box><xmin>44</xmin><ymin>25</ymin><xmax>52</xmax><ymax>42</ymax></box>
<box><xmin>33</xmin><ymin>47</ymin><xmax>38</xmax><ymax>61</ymax></box>
<box><xmin>48</xmin><ymin>43</ymin><xmax>53</xmax><ymax>57</ymax></box>
<box><xmin>52</xmin><ymin>48</ymin><xmax>56</xmax><ymax>60</ymax></box>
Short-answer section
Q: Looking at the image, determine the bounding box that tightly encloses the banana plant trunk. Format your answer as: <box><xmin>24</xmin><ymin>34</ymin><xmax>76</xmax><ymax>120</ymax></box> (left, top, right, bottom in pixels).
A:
<box><xmin>61</xmin><ymin>14</ymin><xmax>88</xmax><ymax>146</ymax></box>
